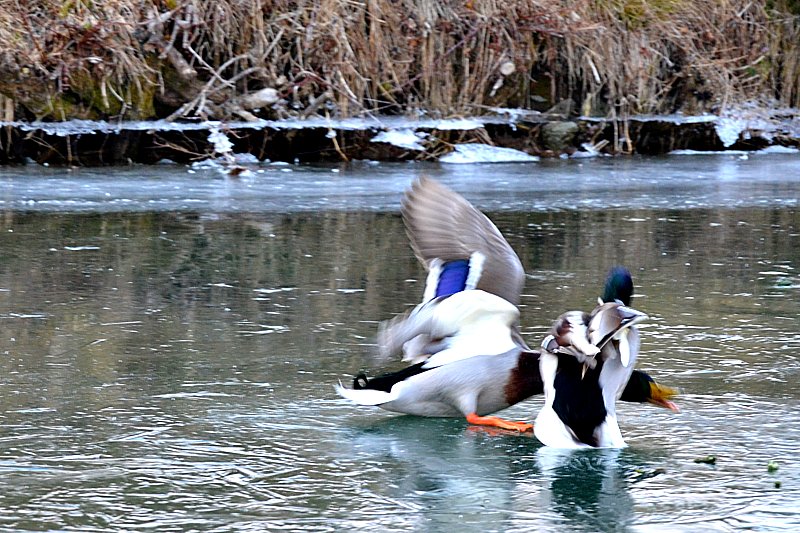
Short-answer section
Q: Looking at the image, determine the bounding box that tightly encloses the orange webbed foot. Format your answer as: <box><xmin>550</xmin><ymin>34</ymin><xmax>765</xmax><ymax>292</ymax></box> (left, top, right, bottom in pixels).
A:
<box><xmin>466</xmin><ymin>413</ymin><xmax>533</xmax><ymax>433</ymax></box>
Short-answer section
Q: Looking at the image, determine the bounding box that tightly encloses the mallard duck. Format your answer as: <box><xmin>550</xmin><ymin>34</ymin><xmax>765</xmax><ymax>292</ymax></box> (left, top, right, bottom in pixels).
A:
<box><xmin>336</xmin><ymin>178</ymin><xmax>677</xmax><ymax>433</ymax></box>
<box><xmin>535</xmin><ymin>267</ymin><xmax>674</xmax><ymax>448</ymax></box>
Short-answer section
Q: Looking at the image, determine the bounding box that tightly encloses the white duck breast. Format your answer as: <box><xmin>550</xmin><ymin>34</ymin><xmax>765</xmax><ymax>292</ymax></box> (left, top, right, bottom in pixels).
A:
<box><xmin>535</xmin><ymin>351</ymin><xmax>585</xmax><ymax>448</ymax></box>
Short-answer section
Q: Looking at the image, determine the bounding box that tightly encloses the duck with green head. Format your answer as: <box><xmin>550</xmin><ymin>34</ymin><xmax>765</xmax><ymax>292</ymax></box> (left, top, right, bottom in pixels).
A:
<box><xmin>537</xmin><ymin>266</ymin><xmax>676</xmax><ymax>448</ymax></box>
<box><xmin>336</xmin><ymin>177</ymin><xmax>678</xmax><ymax>437</ymax></box>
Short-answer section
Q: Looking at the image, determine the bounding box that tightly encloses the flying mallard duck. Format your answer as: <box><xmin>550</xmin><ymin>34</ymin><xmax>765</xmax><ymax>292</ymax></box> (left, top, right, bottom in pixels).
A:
<box><xmin>336</xmin><ymin>177</ymin><xmax>677</xmax><ymax>435</ymax></box>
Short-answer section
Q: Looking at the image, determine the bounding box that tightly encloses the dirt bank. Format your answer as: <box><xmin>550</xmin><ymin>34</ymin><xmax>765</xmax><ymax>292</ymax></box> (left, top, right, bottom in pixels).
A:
<box><xmin>1</xmin><ymin>110</ymin><xmax>796</xmax><ymax>166</ymax></box>
<box><xmin>0</xmin><ymin>1</ymin><xmax>798</xmax><ymax>164</ymax></box>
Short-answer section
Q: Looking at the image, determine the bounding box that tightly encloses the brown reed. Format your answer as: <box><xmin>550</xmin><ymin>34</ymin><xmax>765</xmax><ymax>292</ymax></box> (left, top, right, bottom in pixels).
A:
<box><xmin>0</xmin><ymin>0</ymin><xmax>796</xmax><ymax>121</ymax></box>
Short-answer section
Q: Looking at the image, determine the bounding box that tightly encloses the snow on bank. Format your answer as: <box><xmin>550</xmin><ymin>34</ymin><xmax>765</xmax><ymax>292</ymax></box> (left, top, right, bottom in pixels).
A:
<box><xmin>3</xmin><ymin>116</ymin><xmax>488</xmax><ymax>137</ymax></box>
<box><xmin>670</xmin><ymin>145</ymin><xmax>800</xmax><ymax>156</ymax></box>
<box><xmin>714</xmin><ymin>103</ymin><xmax>800</xmax><ymax>147</ymax></box>
<box><xmin>439</xmin><ymin>144</ymin><xmax>538</xmax><ymax>163</ymax></box>
<box><xmin>208</xmin><ymin>128</ymin><xmax>234</xmax><ymax>155</ymax></box>
<box><xmin>758</xmin><ymin>145</ymin><xmax>800</xmax><ymax>154</ymax></box>
<box><xmin>2</xmin><ymin>105</ymin><xmax>797</xmax><ymax>162</ymax></box>
<box><xmin>715</xmin><ymin>116</ymin><xmax>748</xmax><ymax>147</ymax></box>
<box><xmin>3</xmin><ymin>108</ymin><xmax>796</xmax><ymax>143</ymax></box>
<box><xmin>371</xmin><ymin>129</ymin><xmax>428</xmax><ymax>151</ymax></box>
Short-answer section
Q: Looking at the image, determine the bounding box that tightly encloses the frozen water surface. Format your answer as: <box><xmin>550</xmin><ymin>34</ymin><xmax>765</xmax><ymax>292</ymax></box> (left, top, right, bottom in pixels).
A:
<box><xmin>1</xmin><ymin>152</ymin><xmax>799</xmax><ymax>213</ymax></box>
<box><xmin>0</xmin><ymin>153</ymin><xmax>799</xmax><ymax>532</ymax></box>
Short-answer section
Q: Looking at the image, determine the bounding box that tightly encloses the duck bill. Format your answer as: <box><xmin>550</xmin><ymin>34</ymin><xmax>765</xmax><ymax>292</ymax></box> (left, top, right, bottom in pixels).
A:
<box><xmin>649</xmin><ymin>397</ymin><xmax>680</xmax><ymax>412</ymax></box>
<box><xmin>648</xmin><ymin>382</ymin><xmax>681</xmax><ymax>412</ymax></box>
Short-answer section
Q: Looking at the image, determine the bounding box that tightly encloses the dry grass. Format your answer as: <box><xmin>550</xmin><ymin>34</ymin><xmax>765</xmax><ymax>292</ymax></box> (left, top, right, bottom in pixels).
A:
<box><xmin>0</xmin><ymin>0</ymin><xmax>797</xmax><ymax>121</ymax></box>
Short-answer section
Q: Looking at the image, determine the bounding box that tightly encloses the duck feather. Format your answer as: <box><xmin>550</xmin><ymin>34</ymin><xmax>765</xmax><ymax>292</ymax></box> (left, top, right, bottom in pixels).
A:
<box><xmin>402</xmin><ymin>176</ymin><xmax>525</xmax><ymax>306</ymax></box>
<box><xmin>378</xmin><ymin>177</ymin><xmax>528</xmax><ymax>362</ymax></box>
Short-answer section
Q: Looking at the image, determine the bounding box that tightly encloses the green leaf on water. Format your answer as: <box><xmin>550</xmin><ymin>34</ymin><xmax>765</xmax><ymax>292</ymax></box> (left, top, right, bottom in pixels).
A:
<box><xmin>694</xmin><ymin>455</ymin><xmax>716</xmax><ymax>464</ymax></box>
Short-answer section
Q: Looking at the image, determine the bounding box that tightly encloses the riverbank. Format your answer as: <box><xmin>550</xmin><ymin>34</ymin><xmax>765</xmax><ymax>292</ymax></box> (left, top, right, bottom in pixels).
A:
<box><xmin>0</xmin><ymin>2</ymin><xmax>798</xmax><ymax>165</ymax></box>
<box><xmin>1</xmin><ymin>107</ymin><xmax>798</xmax><ymax>166</ymax></box>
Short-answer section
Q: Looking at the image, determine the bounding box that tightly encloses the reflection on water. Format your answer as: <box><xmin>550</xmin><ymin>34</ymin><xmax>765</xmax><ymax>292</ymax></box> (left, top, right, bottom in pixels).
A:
<box><xmin>0</xmin><ymin>167</ymin><xmax>799</xmax><ymax>531</ymax></box>
<box><xmin>536</xmin><ymin>448</ymin><xmax>635</xmax><ymax>530</ymax></box>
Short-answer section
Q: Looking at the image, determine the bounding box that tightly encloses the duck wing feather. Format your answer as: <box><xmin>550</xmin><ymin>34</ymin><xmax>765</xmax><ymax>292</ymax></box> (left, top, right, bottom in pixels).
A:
<box><xmin>402</xmin><ymin>176</ymin><xmax>525</xmax><ymax>306</ymax></box>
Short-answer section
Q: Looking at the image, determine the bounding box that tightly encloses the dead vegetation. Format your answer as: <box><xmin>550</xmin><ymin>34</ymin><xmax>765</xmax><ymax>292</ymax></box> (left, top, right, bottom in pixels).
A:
<box><xmin>0</xmin><ymin>0</ymin><xmax>797</xmax><ymax>122</ymax></box>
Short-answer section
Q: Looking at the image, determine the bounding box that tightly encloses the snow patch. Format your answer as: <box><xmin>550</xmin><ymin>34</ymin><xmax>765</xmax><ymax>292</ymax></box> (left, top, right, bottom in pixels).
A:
<box><xmin>715</xmin><ymin>117</ymin><xmax>746</xmax><ymax>147</ymax></box>
<box><xmin>208</xmin><ymin>128</ymin><xmax>234</xmax><ymax>155</ymax></box>
<box><xmin>669</xmin><ymin>149</ymin><xmax>749</xmax><ymax>156</ymax></box>
<box><xmin>1</xmin><ymin>116</ymin><xmax>491</xmax><ymax>137</ymax></box>
<box><xmin>190</xmin><ymin>159</ymin><xmax>224</xmax><ymax>171</ymax></box>
<box><xmin>428</xmin><ymin>118</ymin><xmax>485</xmax><ymax>131</ymax></box>
<box><xmin>758</xmin><ymin>145</ymin><xmax>800</xmax><ymax>154</ymax></box>
<box><xmin>714</xmin><ymin>103</ymin><xmax>800</xmax><ymax>147</ymax></box>
<box><xmin>439</xmin><ymin>143</ymin><xmax>538</xmax><ymax>164</ymax></box>
<box><xmin>670</xmin><ymin>145</ymin><xmax>799</xmax><ymax>156</ymax></box>
<box><xmin>371</xmin><ymin>129</ymin><xmax>428</xmax><ymax>151</ymax></box>
<box><xmin>233</xmin><ymin>152</ymin><xmax>261</xmax><ymax>164</ymax></box>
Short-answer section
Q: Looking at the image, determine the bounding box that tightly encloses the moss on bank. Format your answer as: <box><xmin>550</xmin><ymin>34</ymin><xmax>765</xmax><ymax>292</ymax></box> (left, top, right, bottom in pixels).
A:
<box><xmin>0</xmin><ymin>1</ymin><xmax>798</xmax><ymax>125</ymax></box>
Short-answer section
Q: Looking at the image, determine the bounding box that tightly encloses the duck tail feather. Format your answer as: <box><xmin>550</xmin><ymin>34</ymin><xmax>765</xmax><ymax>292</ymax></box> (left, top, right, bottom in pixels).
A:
<box><xmin>335</xmin><ymin>382</ymin><xmax>395</xmax><ymax>406</ymax></box>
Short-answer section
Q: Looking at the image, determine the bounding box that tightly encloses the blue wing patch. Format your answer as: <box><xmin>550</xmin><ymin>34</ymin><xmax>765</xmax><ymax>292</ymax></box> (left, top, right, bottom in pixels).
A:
<box><xmin>434</xmin><ymin>259</ymin><xmax>471</xmax><ymax>298</ymax></box>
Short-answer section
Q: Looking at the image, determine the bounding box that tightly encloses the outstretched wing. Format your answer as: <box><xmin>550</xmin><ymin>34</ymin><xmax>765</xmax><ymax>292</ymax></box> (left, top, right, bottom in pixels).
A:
<box><xmin>402</xmin><ymin>176</ymin><xmax>525</xmax><ymax>306</ymax></box>
<box><xmin>378</xmin><ymin>177</ymin><xmax>528</xmax><ymax>361</ymax></box>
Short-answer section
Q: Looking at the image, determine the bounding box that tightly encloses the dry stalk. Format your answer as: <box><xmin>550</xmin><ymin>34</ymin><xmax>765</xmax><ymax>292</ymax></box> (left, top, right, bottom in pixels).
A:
<box><xmin>0</xmin><ymin>0</ymin><xmax>797</xmax><ymax>122</ymax></box>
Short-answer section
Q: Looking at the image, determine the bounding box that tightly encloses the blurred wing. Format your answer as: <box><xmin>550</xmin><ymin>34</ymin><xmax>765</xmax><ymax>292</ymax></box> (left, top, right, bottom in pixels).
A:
<box><xmin>421</xmin><ymin>290</ymin><xmax>520</xmax><ymax>368</ymax></box>
<box><xmin>588</xmin><ymin>302</ymin><xmax>648</xmax><ymax>367</ymax></box>
<box><xmin>378</xmin><ymin>290</ymin><xmax>519</xmax><ymax>368</ymax></box>
<box><xmin>541</xmin><ymin>311</ymin><xmax>600</xmax><ymax>368</ymax></box>
<box><xmin>402</xmin><ymin>176</ymin><xmax>526</xmax><ymax>306</ymax></box>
